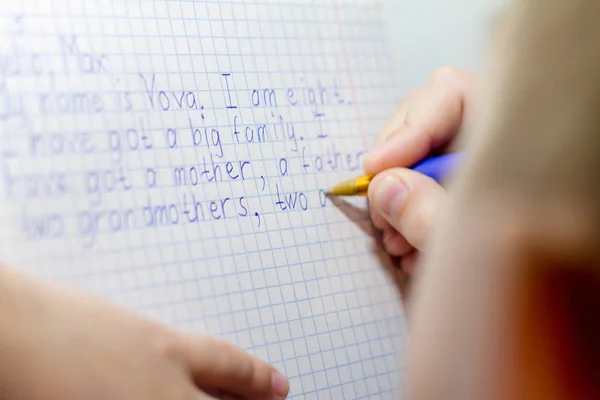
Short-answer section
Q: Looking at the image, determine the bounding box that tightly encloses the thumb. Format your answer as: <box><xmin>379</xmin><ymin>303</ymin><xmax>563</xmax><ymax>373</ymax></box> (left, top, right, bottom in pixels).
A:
<box><xmin>368</xmin><ymin>168</ymin><xmax>446</xmax><ymax>250</ymax></box>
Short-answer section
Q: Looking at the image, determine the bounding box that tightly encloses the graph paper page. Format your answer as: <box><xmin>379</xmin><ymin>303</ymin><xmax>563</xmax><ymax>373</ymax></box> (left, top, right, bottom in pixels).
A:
<box><xmin>0</xmin><ymin>1</ymin><xmax>407</xmax><ymax>398</ymax></box>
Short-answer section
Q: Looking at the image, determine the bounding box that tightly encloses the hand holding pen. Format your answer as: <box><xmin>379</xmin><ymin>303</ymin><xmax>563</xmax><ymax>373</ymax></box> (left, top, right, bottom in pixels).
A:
<box><xmin>328</xmin><ymin>66</ymin><xmax>478</xmax><ymax>275</ymax></box>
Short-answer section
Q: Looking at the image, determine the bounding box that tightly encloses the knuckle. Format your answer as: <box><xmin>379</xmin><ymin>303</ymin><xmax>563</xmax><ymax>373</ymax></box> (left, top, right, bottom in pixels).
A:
<box><xmin>215</xmin><ymin>340</ymin><xmax>257</xmax><ymax>383</ymax></box>
<box><xmin>147</xmin><ymin>325</ymin><xmax>183</xmax><ymax>361</ymax></box>
<box><xmin>233</xmin><ymin>356</ymin><xmax>257</xmax><ymax>385</ymax></box>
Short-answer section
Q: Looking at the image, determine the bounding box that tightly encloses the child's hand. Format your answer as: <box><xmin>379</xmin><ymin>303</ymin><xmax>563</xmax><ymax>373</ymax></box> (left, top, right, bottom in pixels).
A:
<box><xmin>362</xmin><ymin>67</ymin><xmax>479</xmax><ymax>275</ymax></box>
<box><xmin>0</xmin><ymin>266</ymin><xmax>289</xmax><ymax>400</ymax></box>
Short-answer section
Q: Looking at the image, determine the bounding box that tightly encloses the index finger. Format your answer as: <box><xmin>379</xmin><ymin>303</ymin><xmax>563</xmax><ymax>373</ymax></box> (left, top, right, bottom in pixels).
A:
<box><xmin>178</xmin><ymin>334</ymin><xmax>289</xmax><ymax>399</ymax></box>
<box><xmin>363</xmin><ymin>67</ymin><xmax>476</xmax><ymax>174</ymax></box>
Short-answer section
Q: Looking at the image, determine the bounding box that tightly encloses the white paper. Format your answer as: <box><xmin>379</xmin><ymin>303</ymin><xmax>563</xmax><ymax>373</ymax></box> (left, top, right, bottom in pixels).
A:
<box><xmin>0</xmin><ymin>1</ymin><xmax>407</xmax><ymax>398</ymax></box>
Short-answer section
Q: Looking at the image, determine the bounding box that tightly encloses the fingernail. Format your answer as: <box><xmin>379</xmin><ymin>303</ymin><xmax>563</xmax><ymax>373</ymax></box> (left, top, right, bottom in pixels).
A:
<box><xmin>271</xmin><ymin>370</ymin><xmax>289</xmax><ymax>398</ymax></box>
<box><xmin>373</xmin><ymin>175</ymin><xmax>408</xmax><ymax>217</ymax></box>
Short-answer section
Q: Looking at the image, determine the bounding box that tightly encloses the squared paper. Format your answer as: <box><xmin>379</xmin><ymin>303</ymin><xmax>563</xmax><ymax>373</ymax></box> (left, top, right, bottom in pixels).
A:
<box><xmin>0</xmin><ymin>1</ymin><xmax>406</xmax><ymax>398</ymax></box>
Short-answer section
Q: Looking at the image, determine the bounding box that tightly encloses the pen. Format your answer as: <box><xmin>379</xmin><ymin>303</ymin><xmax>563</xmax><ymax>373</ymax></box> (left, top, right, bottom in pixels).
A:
<box><xmin>326</xmin><ymin>152</ymin><xmax>463</xmax><ymax>196</ymax></box>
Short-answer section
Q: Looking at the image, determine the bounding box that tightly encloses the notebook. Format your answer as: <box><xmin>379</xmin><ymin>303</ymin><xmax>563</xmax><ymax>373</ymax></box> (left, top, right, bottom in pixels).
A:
<box><xmin>0</xmin><ymin>1</ymin><xmax>408</xmax><ymax>398</ymax></box>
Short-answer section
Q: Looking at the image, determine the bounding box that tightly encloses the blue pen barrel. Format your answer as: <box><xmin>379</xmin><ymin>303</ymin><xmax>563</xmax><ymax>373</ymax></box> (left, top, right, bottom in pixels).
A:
<box><xmin>410</xmin><ymin>152</ymin><xmax>463</xmax><ymax>182</ymax></box>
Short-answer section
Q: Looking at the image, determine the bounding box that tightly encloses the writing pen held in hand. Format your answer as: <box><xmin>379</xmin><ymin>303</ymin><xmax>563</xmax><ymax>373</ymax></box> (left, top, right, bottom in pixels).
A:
<box><xmin>326</xmin><ymin>152</ymin><xmax>464</xmax><ymax>196</ymax></box>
